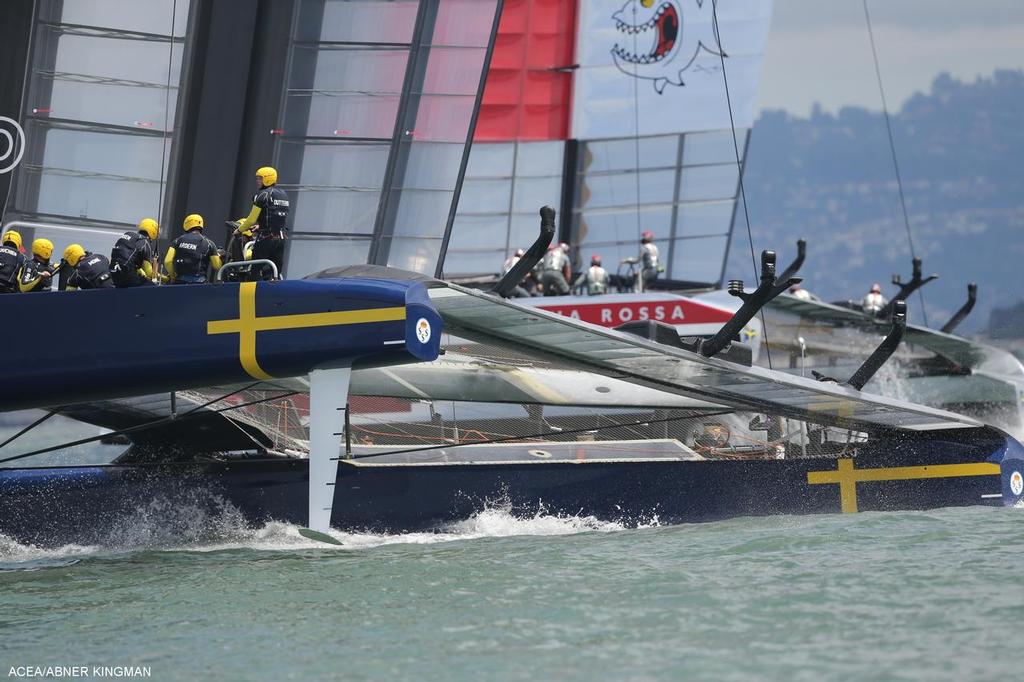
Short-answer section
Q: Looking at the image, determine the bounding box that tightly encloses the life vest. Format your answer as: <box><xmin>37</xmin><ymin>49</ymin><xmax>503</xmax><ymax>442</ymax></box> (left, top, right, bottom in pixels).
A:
<box><xmin>542</xmin><ymin>249</ymin><xmax>567</xmax><ymax>273</ymax></box>
<box><xmin>0</xmin><ymin>245</ymin><xmax>24</xmax><ymax>292</ymax></box>
<box><xmin>69</xmin><ymin>254</ymin><xmax>114</xmax><ymax>289</ymax></box>
<box><xmin>253</xmin><ymin>186</ymin><xmax>289</xmax><ymax>240</ymax></box>
<box><xmin>861</xmin><ymin>292</ymin><xmax>887</xmax><ymax>314</ymax></box>
<box><xmin>584</xmin><ymin>265</ymin><xmax>609</xmax><ymax>295</ymax></box>
<box><xmin>172</xmin><ymin>231</ymin><xmax>218</xmax><ymax>281</ymax></box>
<box><xmin>20</xmin><ymin>258</ymin><xmax>53</xmax><ymax>292</ymax></box>
<box><xmin>641</xmin><ymin>242</ymin><xmax>659</xmax><ymax>270</ymax></box>
<box><xmin>110</xmin><ymin>231</ymin><xmax>153</xmax><ymax>272</ymax></box>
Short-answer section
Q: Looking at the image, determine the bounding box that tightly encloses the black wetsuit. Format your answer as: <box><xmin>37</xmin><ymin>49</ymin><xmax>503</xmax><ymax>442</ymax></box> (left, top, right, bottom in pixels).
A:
<box><xmin>67</xmin><ymin>253</ymin><xmax>114</xmax><ymax>290</ymax></box>
<box><xmin>19</xmin><ymin>258</ymin><xmax>53</xmax><ymax>293</ymax></box>
<box><xmin>0</xmin><ymin>245</ymin><xmax>25</xmax><ymax>294</ymax></box>
<box><xmin>110</xmin><ymin>231</ymin><xmax>154</xmax><ymax>287</ymax></box>
<box><xmin>250</xmin><ymin>185</ymin><xmax>289</xmax><ymax>275</ymax></box>
<box><xmin>171</xmin><ymin>230</ymin><xmax>218</xmax><ymax>284</ymax></box>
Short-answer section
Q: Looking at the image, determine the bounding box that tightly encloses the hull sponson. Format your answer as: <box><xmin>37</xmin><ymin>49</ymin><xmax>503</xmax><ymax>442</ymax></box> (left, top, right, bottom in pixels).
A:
<box><xmin>0</xmin><ymin>278</ymin><xmax>442</xmax><ymax>411</ymax></box>
<box><xmin>0</xmin><ymin>427</ymin><xmax>1013</xmax><ymax>547</ymax></box>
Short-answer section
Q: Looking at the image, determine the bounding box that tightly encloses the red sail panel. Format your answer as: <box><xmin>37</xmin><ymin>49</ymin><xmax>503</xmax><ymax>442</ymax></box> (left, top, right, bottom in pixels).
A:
<box><xmin>475</xmin><ymin>0</ymin><xmax>578</xmax><ymax>141</ymax></box>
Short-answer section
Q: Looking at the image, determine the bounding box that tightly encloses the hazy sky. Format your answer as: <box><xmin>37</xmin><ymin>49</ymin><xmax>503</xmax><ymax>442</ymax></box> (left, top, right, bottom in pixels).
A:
<box><xmin>757</xmin><ymin>0</ymin><xmax>1024</xmax><ymax>115</ymax></box>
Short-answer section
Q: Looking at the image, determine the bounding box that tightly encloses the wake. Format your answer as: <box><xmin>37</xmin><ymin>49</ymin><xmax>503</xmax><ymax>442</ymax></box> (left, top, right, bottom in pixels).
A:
<box><xmin>0</xmin><ymin>500</ymin><xmax>655</xmax><ymax>569</ymax></box>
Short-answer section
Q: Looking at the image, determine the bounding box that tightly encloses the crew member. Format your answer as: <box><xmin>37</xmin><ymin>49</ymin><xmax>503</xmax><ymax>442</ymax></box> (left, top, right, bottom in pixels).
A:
<box><xmin>500</xmin><ymin>248</ymin><xmax>533</xmax><ymax>298</ymax></box>
<box><xmin>788</xmin><ymin>283</ymin><xmax>813</xmax><ymax>301</ymax></box>
<box><xmin>574</xmin><ymin>255</ymin><xmax>610</xmax><ymax>296</ymax></box>
<box><xmin>0</xmin><ymin>230</ymin><xmax>25</xmax><ymax>294</ymax></box>
<box><xmin>540</xmin><ymin>242</ymin><xmax>571</xmax><ymax>297</ymax></box>
<box><xmin>165</xmin><ymin>214</ymin><xmax>222</xmax><ymax>284</ymax></box>
<box><xmin>639</xmin><ymin>230</ymin><xmax>660</xmax><ymax>292</ymax></box>
<box><xmin>110</xmin><ymin>218</ymin><xmax>158</xmax><ymax>287</ymax></box>
<box><xmin>63</xmin><ymin>244</ymin><xmax>114</xmax><ymax>290</ymax></box>
<box><xmin>502</xmin><ymin>248</ymin><xmax>525</xmax><ymax>275</ymax></box>
<box><xmin>19</xmin><ymin>238</ymin><xmax>55</xmax><ymax>293</ymax></box>
<box><xmin>231</xmin><ymin>166</ymin><xmax>289</xmax><ymax>277</ymax></box>
<box><xmin>861</xmin><ymin>283</ymin><xmax>887</xmax><ymax>315</ymax></box>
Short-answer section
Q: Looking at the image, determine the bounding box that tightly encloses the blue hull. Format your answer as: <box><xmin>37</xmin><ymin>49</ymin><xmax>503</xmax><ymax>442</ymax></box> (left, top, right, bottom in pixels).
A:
<box><xmin>2</xmin><ymin>428</ymin><xmax>1022</xmax><ymax>547</ymax></box>
<box><xmin>0</xmin><ymin>277</ymin><xmax>442</xmax><ymax>411</ymax></box>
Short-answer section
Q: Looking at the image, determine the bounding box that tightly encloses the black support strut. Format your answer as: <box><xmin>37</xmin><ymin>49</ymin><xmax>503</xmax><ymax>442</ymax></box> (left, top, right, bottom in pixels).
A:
<box><xmin>700</xmin><ymin>250</ymin><xmax>801</xmax><ymax>359</ymax></box>
<box><xmin>491</xmin><ymin>205</ymin><xmax>556</xmax><ymax>298</ymax></box>
<box><xmin>846</xmin><ymin>300</ymin><xmax>907</xmax><ymax>390</ymax></box>
<box><xmin>777</xmin><ymin>239</ymin><xmax>806</xmax><ymax>284</ymax></box>
<box><xmin>878</xmin><ymin>257</ymin><xmax>936</xmax><ymax>319</ymax></box>
<box><xmin>940</xmin><ymin>283</ymin><xmax>977</xmax><ymax>334</ymax></box>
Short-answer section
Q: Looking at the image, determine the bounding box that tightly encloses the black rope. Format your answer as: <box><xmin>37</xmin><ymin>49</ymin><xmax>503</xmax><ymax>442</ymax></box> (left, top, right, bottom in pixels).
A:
<box><xmin>861</xmin><ymin>0</ymin><xmax>928</xmax><ymax>326</ymax></box>
<box><xmin>710</xmin><ymin>0</ymin><xmax>773</xmax><ymax>369</ymax></box>
<box><xmin>345</xmin><ymin>409</ymin><xmax>735</xmax><ymax>461</ymax></box>
<box><xmin>0</xmin><ymin>383</ymin><xmax>278</xmax><ymax>465</ymax></box>
<box><xmin>0</xmin><ymin>409</ymin><xmax>60</xmax><ymax>450</ymax></box>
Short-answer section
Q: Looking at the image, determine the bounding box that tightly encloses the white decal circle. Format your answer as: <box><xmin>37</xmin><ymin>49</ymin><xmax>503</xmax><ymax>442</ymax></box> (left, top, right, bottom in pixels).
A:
<box><xmin>1011</xmin><ymin>470</ymin><xmax>1023</xmax><ymax>496</ymax></box>
<box><xmin>0</xmin><ymin>117</ymin><xmax>26</xmax><ymax>175</ymax></box>
<box><xmin>415</xmin><ymin>317</ymin><xmax>431</xmax><ymax>344</ymax></box>
<box><xmin>0</xmin><ymin>129</ymin><xmax>12</xmax><ymax>162</ymax></box>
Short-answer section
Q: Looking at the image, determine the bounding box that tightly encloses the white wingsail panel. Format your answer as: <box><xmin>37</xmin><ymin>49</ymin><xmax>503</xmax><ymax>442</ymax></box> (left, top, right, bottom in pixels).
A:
<box><xmin>572</xmin><ymin>0</ymin><xmax>773</xmax><ymax>138</ymax></box>
<box><xmin>428</xmin><ymin>284</ymin><xmax>982</xmax><ymax>432</ymax></box>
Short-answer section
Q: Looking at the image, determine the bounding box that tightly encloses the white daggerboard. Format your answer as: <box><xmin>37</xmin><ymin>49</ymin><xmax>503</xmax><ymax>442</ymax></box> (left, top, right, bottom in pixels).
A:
<box><xmin>300</xmin><ymin>365</ymin><xmax>352</xmax><ymax>544</ymax></box>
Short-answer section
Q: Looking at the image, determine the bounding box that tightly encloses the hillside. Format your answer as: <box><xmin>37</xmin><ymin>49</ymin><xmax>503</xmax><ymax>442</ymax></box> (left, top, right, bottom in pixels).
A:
<box><xmin>733</xmin><ymin>70</ymin><xmax>1024</xmax><ymax>335</ymax></box>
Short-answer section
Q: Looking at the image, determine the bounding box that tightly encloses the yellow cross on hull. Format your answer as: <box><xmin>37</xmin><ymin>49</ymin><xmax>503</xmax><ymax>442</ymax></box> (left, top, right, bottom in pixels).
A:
<box><xmin>807</xmin><ymin>458</ymin><xmax>1001</xmax><ymax>513</ymax></box>
<box><xmin>207</xmin><ymin>282</ymin><xmax>406</xmax><ymax>380</ymax></box>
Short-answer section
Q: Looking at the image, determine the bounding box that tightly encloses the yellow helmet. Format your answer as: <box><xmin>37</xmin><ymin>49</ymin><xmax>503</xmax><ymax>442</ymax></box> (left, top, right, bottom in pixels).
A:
<box><xmin>183</xmin><ymin>214</ymin><xmax>204</xmax><ymax>231</ymax></box>
<box><xmin>63</xmin><ymin>243</ymin><xmax>86</xmax><ymax>267</ymax></box>
<box><xmin>255</xmin><ymin>166</ymin><xmax>278</xmax><ymax>187</ymax></box>
<box><xmin>138</xmin><ymin>218</ymin><xmax>159</xmax><ymax>240</ymax></box>
<box><xmin>32</xmin><ymin>238</ymin><xmax>54</xmax><ymax>261</ymax></box>
<box><xmin>2</xmin><ymin>230</ymin><xmax>22</xmax><ymax>250</ymax></box>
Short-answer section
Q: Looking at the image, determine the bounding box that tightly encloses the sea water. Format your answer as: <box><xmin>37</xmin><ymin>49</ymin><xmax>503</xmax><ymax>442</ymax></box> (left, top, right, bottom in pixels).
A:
<box><xmin>1</xmin><ymin>504</ymin><xmax>1021</xmax><ymax>681</ymax></box>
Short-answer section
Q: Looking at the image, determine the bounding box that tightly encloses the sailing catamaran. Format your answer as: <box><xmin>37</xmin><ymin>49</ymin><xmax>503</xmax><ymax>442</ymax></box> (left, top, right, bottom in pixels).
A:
<box><xmin>521</xmin><ymin>238</ymin><xmax>1024</xmax><ymax>437</ymax></box>
<box><xmin>2</xmin><ymin>2</ymin><xmax>1020</xmax><ymax>549</ymax></box>
<box><xmin>1</xmin><ymin>209</ymin><xmax>1022</xmax><ymax>547</ymax></box>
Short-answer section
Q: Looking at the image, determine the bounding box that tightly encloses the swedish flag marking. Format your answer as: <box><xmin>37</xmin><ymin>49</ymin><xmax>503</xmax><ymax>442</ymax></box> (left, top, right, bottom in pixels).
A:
<box><xmin>207</xmin><ymin>282</ymin><xmax>406</xmax><ymax>380</ymax></box>
<box><xmin>807</xmin><ymin>458</ymin><xmax>1000</xmax><ymax>513</ymax></box>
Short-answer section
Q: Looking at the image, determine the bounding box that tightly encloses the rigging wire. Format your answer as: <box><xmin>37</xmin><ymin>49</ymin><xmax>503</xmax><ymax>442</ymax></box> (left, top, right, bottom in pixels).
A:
<box><xmin>155</xmin><ymin>0</ymin><xmax>178</xmax><ymax>262</ymax></box>
<box><xmin>0</xmin><ymin>382</ymin><xmax>276</xmax><ymax>465</ymax></box>
<box><xmin>861</xmin><ymin>0</ymin><xmax>928</xmax><ymax>326</ymax></box>
<box><xmin>631</xmin><ymin>1</ymin><xmax>644</xmax><ymax>268</ymax></box>
<box><xmin>0</xmin><ymin>410</ymin><xmax>59</xmax><ymax>450</ymax></box>
<box><xmin>710</xmin><ymin>0</ymin><xmax>773</xmax><ymax>369</ymax></box>
<box><xmin>345</xmin><ymin>409</ymin><xmax>737</xmax><ymax>461</ymax></box>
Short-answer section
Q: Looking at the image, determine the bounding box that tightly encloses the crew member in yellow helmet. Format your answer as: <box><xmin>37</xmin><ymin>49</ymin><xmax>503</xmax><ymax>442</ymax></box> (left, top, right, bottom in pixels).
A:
<box><xmin>63</xmin><ymin>244</ymin><xmax>114</xmax><ymax>290</ymax></box>
<box><xmin>230</xmin><ymin>166</ymin><xmax>289</xmax><ymax>277</ymax></box>
<box><xmin>164</xmin><ymin>214</ymin><xmax>222</xmax><ymax>284</ymax></box>
<box><xmin>0</xmin><ymin>230</ymin><xmax>25</xmax><ymax>294</ymax></box>
<box><xmin>19</xmin><ymin>238</ymin><xmax>55</xmax><ymax>293</ymax></box>
<box><xmin>110</xmin><ymin>218</ymin><xmax>158</xmax><ymax>287</ymax></box>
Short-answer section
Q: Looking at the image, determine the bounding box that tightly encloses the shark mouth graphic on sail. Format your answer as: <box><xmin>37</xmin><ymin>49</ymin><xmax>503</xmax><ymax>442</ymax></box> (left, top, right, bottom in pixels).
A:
<box><xmin>612</xmin><ymin>2</ymin><xmax>679</xmax><ymax>65</ymax></box>
<box><xmin>610</xmin><ymin>0</ymin><xmax>724</xmax><ymax>94</ymax></box>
